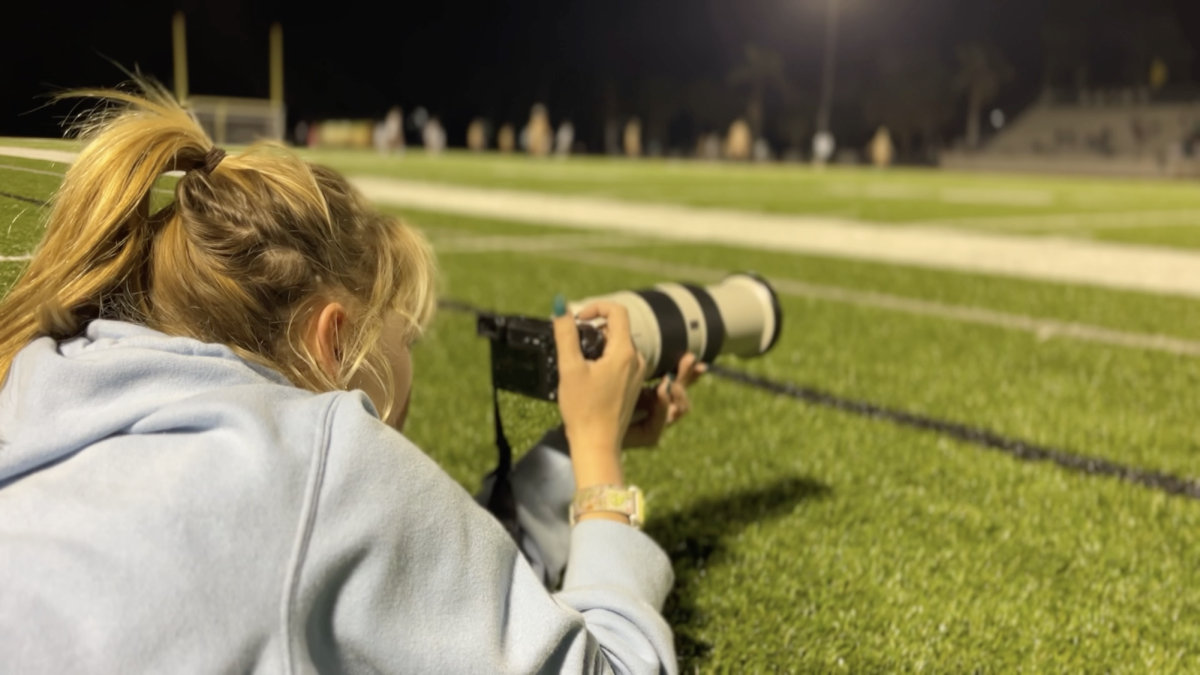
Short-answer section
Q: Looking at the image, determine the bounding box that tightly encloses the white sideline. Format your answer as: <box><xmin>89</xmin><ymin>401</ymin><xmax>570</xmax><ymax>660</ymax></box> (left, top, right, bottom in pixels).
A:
<box><xmin>0</xmin><ymin>148</ymin><xmax>78</xmax><ymax>165</ymax></box>
<box><xmin>8</xmin><ymin>145</ymin><xmax>1200</xmax><ymax>299</ymax></box>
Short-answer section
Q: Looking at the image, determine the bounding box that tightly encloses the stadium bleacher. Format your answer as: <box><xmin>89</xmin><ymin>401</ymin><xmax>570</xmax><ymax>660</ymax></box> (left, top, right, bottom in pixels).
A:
<box><xmin>943</xmin><ymin>89</ymin><xmax>1200</xmax><ymax>177</ymax></box>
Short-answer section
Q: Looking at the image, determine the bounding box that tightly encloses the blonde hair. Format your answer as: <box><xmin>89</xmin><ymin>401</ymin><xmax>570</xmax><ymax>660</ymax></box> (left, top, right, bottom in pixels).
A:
<box><xmin>0</xmin><ymin>80</ymin><xmax>437</xmax><ymax>419</ymax></box>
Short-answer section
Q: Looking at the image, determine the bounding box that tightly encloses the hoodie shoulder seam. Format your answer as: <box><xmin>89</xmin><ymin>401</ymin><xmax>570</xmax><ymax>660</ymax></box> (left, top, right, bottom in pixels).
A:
<box><xmin>279</xmin><ymin>392</ymin><xmax>341</xmax><ymax>674</ymax></box>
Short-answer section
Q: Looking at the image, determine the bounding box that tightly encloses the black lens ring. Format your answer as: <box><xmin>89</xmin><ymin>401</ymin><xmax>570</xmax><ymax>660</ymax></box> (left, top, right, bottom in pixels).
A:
<box><xmin>635</xmin><ymin>289</ymin><xmax>689</xmax><ymax>378</ymax></box>
<box><xmin>682</xmin><ymin>283</ymin><xmax>725</xmax><ymax>364</ymax></box>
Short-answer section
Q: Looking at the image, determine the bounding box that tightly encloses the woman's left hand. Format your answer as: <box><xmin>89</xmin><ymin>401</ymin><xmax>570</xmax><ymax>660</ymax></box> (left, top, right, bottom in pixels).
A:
<box><xmin>622</xmin><ymin>353</ymin><xmax>707</xmax><ymax>450</ymax></box>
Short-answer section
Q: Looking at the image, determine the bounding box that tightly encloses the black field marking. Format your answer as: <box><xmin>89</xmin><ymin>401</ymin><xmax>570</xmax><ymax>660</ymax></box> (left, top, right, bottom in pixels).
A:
<box><xmin>0</xmin><ymin>191</ymin><xmax>47</xmax><ymax>207</ymax></box>
<box><xmin>438</xmin><ymin>298</ymin><xmax>1200</xmax><ymax>501</ymax></box>
<box><xmin>708</xmin><ymin>364</ymin><xmax>1200</xmax><ymax>500</ymax></box>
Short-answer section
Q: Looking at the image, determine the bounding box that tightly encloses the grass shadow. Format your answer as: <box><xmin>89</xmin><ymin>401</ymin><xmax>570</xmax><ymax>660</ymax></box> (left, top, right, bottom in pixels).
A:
<box><xmin>645</xmin><ymin>476</ymin><xmax>831</xmax><ymax>666</ymax></box>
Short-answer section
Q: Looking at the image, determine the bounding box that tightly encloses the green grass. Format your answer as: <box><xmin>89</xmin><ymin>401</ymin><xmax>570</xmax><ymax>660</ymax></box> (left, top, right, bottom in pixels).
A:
<box><xmin>0</xmin><ymin>157</ymin><xmax>62</xmax><ymax>256</ymax></box>
<box><xmin>413</xmin><ymin>240</ymin><xmax>1200</xmax><ymax>672</ymax></box>
<box><xmin>5</xmin><ymin>150</ymin><xmax>1200</xmax><ymax>671</ymax></box>
<box><xmin>1090</xmin><ymin>225</ymin><xmax>1200</xmax><ymax>250</ymax></box>
<box><xmin>0</xmin><ymin>261</ymin><xmax>27</xmax><ymax>288</ymax></box>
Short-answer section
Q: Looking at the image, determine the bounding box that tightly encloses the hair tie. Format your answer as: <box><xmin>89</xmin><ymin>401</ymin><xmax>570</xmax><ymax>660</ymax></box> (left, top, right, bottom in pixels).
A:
<box><xmin>200</xmin><ymin>147</ymin><xmax>227</xmax><ymax>175</ymax></box>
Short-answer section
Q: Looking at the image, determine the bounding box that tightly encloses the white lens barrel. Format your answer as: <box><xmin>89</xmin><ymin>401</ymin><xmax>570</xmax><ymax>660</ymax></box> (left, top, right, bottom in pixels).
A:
<box><xmin>707</xmin><ymin>274</ymin><xmax>780</xmax><ymax>356</ymax></box>
<box><xmin>567</xmin><ymin>272</ymin><xmax>781</xmax><ymax>376</ymax></box>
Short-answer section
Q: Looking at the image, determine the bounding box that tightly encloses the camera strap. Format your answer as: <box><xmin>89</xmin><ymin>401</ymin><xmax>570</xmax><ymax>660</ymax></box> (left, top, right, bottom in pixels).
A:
<box><xmin>484</xmin><ymin>369</ymin><xmax>524</xmax><ymax>543</ymax></box>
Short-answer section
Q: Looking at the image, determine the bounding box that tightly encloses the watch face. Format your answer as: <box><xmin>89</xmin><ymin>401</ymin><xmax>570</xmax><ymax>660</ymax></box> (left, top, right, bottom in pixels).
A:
<box><xmin>630</xmin><ymin>488</ymin><xmax>645</xmax><ymax>529</ymax></box>
<box><xmin>606</xmin><ymin>490</ymin><xmax>634</xmax><ymax>512</ymax></box>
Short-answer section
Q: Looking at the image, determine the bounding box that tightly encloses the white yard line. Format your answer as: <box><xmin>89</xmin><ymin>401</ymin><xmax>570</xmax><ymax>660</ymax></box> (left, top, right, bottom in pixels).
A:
<box><xmin>936</xmin><ymin>209</ymin><xmax>1200</xmax><ymax>232</ymax></box>
<box><xmin>823</xmin><ymin>182</ymin><xmax>1056</xmax><ymax>207</ymax></box>
<box><xmin>433</xmin><ymin>233</ymin><xmax>652</xmax><ymax>253</ymax></box>
<box><xmin>9</xmin><ymin>145</ymin><xmax>1200</xmax><ymax>299</ymax></box>
<box><xmin>0</xmin><ymin>255</ymin><xmax>33</xmax><ymax>262</ymax></box>
<box><xmin>0</xmin><ymin>163</ymin><xmax>65</xmax><ymax>178</ymax></box>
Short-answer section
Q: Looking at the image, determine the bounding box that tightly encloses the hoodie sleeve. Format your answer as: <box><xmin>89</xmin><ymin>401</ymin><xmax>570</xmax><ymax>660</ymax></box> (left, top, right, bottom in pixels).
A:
<box><xmin>475</xmin><ymin>426</ymin><xmax>576</xmax><ymax>590</ymax></box>
<box><xmin>289</xmin><ymin>393</ymin><xmax>677</xmax><ymax>675</ymax></box>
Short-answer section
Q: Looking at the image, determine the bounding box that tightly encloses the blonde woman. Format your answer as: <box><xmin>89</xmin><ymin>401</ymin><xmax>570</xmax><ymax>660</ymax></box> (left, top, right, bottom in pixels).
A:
<box><xmin>0</xmin><ymin>83</ymin><xmax>701</xmax><ymax>674</ymax></box>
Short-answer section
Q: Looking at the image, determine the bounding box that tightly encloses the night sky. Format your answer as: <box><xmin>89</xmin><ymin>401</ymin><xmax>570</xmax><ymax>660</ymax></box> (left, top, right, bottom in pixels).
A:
<box><xmin>5</xmin><ymin>0</ymin><xmax>1200</xmax><ymax>151</ymax></box>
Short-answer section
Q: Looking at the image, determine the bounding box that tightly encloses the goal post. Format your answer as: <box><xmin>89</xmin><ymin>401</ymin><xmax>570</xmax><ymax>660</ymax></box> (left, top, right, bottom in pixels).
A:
<box><xmin>172</xmin><ymin>12</ymin><xmax>286</xmax><ymax>144</ymax></box>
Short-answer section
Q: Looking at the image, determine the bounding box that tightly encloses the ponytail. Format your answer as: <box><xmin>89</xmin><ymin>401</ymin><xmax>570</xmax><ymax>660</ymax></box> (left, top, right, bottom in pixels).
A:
<box><xmin>0</xmin><ymin>83</ymin><xmax>213</xmax><ymax>374</ymax></box>
<box><xmin>0</xmin><ymin>80</ymin><xmax>437</xmax><ymax>416</ymax></box>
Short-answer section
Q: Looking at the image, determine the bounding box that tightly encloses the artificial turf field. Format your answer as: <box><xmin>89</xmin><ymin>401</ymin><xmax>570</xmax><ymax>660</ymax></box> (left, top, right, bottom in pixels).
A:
<box><xmin>4</xmin><ymin>147</ymin><xmax>1200</xmax><ymax>672</ymax></box>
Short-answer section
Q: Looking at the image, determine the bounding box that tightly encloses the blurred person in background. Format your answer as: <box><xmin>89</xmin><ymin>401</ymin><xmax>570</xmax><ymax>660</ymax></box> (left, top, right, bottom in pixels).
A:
<box><xmin>697</xmin><ymin>132</ymin><xmax>721</xmax><ymax>160</ymax></box>
<box><xmin>294</xmin><ymin>121</ymin><xmax>309</xmax><ymax>147</ymax></box>
<box><xmin>527</xmin><ymin>104</ymin><xmax>552</xmax><ymax>157</ymax></box>
<box><xmin>467</xmin><ymin>117</ymin><xmax>488</xmax><ymax>152</ymax></box>
<box><xmin>0</xmin><ymin>81</ymin><xmax>703</xmax><ymax>674</ymax></box>
<box><xmin>422</xmin><ymin>116</ymin><xmax>446</xmax><ymax>155</ymax></box>
<box><xmin>498</xmin><ymin>123</ymin><xmax>516</xmax><ymax>153</ymax></box>
<box><xmin>556</xmin><ymin>120</ymin><xmax>575</xmax><ymax>158</ymax></box>
<box><xmin>870</xmin><ymin>126</ymin><xmax>894</xmax><ymax>168</ymax></box>
<box><xmin>752</xmin><ymin>138</ymin><xmax>771</xmax><ymax>162</ymax></box>
<box><xmin>725</xmin><ymin>118</ymin><xmax>751</xmax><ymax>160</ymax></box>
<box><xmin>384</xmin><ymin>106</ymin><xmax>405</xmax><ymax>155</ymax></box>
<box><xmin>372</xmin><ymin>120</ymin><xmax>389</xmax><ymax>154</ymax></box>
<box><xmin>623</xmin><ymin>117</ymin><xmax>642</xmax><ymax>158</ymax></box>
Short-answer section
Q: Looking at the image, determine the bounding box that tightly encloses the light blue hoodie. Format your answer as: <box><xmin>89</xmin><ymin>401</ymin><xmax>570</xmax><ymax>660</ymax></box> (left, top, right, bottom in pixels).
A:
<box><xmin>0</xmin><ymin>320</ymin><xmax>676</xmax><ymax>674</ymax></box>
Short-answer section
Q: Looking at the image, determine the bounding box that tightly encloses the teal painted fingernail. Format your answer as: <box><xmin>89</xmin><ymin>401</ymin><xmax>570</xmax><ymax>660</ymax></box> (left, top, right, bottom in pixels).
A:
<box><xmin>666</xmin><ymin>372</ymin><xmax>676</xmax><ymax>384</ymax></box>
<box><xmin>552</xmin><ymin>294</ymin><xmax>567</xmax><ymax>317</ymax></box>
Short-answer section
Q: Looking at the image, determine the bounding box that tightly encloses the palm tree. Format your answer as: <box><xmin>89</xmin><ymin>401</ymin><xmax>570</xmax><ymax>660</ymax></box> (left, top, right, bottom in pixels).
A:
<box><xmin>728</xmin><ymin>44</ymin><xmax>796</xmax><ymax>141</ymax></box>
<box><xmin>953</xmin><ymin>42</ymin><xmax>1013</xmax><ymax>151</ymax></box>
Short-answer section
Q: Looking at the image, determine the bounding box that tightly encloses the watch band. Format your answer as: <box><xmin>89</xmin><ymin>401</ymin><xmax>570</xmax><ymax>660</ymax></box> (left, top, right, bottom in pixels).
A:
<box><xmin>570</xmin><ymin>484</ymin><xmax>645</xmax><ymax>529</ymax></box>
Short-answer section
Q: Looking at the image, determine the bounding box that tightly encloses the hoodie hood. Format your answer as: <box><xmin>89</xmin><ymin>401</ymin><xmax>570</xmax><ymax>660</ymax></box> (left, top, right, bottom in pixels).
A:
<box><xmin>0</xmin><ymin>320</ymin><xmax>295</xmax><ymax>483</ymax></box>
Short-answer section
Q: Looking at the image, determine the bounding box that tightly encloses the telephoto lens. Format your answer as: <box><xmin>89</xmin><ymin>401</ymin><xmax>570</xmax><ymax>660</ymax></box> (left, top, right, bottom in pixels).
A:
<box><xmin>567</xmin><ymin>273</ymin><xmax>782</xmax><ymax>377</ymax></box>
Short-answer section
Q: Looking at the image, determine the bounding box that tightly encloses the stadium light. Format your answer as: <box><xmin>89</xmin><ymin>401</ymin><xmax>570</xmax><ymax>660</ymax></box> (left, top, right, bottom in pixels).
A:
<box><xmin>812</xmin><ymin>0</ymin><xmax>840</xmax><ymax>165</ymax></box>
<box><xmin>815</xmin><ymin>0</ymin><xmax>840</xmax><ymax>136</ymax></box>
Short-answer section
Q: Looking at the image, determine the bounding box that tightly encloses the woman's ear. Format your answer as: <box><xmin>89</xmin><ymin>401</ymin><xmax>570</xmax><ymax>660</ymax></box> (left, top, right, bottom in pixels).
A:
<box><xmin>308</xmin><ymin>302</ymin><xmax>348</xmax><ymax>380</ymax></box>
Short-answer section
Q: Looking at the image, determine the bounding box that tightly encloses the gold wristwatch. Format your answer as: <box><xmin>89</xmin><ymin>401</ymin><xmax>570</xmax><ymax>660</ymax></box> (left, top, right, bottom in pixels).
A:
<box><xmin>569</xmin><ymin>484</ymin><xmax>645</xmax><ymax>529</ymax></box>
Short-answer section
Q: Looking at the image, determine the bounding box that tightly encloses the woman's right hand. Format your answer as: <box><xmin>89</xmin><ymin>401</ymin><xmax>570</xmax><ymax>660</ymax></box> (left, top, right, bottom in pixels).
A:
<box><xmin>553</xmin><ymin>301</ymin><xmax>646</xmax><ymax>491</ymax></box>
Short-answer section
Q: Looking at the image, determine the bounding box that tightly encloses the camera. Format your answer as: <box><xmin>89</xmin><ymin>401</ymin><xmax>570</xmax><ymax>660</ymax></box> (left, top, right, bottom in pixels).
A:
<box><xmin>477</xmin><ymin>273</ymin><xmax>783</xmax><ymax>401</ymax></box>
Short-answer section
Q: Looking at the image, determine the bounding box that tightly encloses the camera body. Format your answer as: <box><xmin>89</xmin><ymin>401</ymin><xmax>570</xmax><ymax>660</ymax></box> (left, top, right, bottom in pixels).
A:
<box><xmin>476</xmin><ymin>313</ymin><xmax>606</xmax><ymax>402</ymax></box>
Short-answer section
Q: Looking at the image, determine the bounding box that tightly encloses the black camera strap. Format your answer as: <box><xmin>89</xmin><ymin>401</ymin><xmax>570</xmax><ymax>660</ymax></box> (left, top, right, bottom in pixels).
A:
<box><xmin>484</xmin><ymin>365</ymin><xmax>524</xmax><ymax>543</ymax></box>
